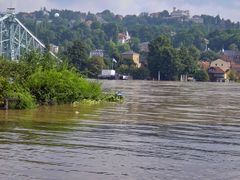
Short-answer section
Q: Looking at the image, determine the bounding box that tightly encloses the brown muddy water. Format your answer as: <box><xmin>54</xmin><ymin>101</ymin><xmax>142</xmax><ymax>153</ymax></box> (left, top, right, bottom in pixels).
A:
<box><xmin>0</xmin><ymin>80</ymin><xmax>240</xmax><ymax>180</ymax></box>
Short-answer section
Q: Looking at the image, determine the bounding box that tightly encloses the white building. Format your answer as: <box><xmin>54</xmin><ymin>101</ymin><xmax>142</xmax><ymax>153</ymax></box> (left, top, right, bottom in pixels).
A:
<box><xmin>118</xmin><ymin>31</ymin><xmax>131</xmax><ymax>44</ymax></box>
<box><xmin>171</xmin><ymin>7</ymin><xmax>190</xmax><ymax>19</ymax></box>
<box><xmin>90</xmin><ymin>49</ymin><xmax>104</xmax><ymax>58</ymax></box>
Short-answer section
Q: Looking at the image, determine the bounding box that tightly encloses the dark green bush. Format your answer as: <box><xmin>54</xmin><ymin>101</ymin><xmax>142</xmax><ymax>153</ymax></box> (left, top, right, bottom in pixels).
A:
<box><xmin>7</xmin><ymin>90</ymin><xmax>36</xmax><ymax>109</ymax></box>
<box><xmin>194</xmin><ymin>69</ymin><xmax>209</xmax><ymax>82</ymax></box>
<box><xmin>27</xmin><ymin>69</ymin><xmax>102</xmax><ymax>104</ymax></box>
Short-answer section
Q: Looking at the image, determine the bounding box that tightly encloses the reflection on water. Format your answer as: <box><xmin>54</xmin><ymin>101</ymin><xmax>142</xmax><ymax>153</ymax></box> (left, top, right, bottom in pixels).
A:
<box><xmin>0</xmin><ymin>81</ymin><xmax>240</xmax><ymax>180</ymax></box>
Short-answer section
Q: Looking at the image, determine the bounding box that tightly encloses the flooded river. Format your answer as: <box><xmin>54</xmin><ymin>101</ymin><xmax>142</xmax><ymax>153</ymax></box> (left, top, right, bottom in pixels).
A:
<box><xmin>0</xmin><ymin>81</ymin><xmax>240</xmax><ymax>180</ymax></box>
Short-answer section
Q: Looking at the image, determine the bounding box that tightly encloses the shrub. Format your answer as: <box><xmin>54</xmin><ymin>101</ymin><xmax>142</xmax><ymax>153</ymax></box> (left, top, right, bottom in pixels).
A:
<box><xmin>27</xmin><ymin>69</ymin><xmax>103</xmax><ymax>104</ymax></box>
<box><xmin>7</xmin><ymin>89</ymin><xmax>36</xmax><ymax>109</ymax></box>
<box><xmin>194</xmin><ymin>69</ymin><xmax>209</xmax><ymax>82</ymax></box>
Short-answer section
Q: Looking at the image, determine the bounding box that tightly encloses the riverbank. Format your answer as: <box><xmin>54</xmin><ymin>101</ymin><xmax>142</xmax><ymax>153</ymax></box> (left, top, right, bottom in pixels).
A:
<box><xmin>0</xmin><ymin>52</ymin><xmax>122</xmax><ymax>110</ymax></box>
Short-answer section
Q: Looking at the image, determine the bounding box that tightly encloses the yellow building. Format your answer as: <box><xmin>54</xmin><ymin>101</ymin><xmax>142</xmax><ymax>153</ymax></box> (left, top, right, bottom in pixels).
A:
<box><xmin>121</xmin><ymin>51</ymin><xmax>141</xmax><ymax>68</ymax></box>
<box><xmin>210</xmin><ymin>59</ymin><xmax>230</xmax><ymax>72</ymax></box>
<box><xmin>209</xmin><ymin>59</ymin><xmax>231</xmax><ymax>82</ymax></box>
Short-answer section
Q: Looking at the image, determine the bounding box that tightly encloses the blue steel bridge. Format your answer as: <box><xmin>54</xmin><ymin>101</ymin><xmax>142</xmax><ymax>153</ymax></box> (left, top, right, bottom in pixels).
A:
<box><xmin>0</xmin><ymin>8</ymin><xmax>54</xmax><ymax>60</ymax></box>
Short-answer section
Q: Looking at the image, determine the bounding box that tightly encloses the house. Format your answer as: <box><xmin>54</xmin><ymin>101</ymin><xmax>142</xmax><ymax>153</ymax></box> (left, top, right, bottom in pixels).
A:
<box><xmin>208</xmin><ymin>67</ymin><xmax>228</xmax><ymax>82</ymax></box>
<box><xmin>210</xmin><ymin>59</ymin><xmax>230</xmax><ymax>72</ymax></box>
<box><xmin>118</xmin><ymin>31</ymin><xmax>131</xmax><ymax>44</ymax></box>
<box><xmin>121</xmin><ymin>51</ymin><xmax>141</xmax><ymax>68</ymax></box>
<box><xmin>208</xmin><ymin>59</ymin><xmax>231</xmax><ymax>82</ymax></box>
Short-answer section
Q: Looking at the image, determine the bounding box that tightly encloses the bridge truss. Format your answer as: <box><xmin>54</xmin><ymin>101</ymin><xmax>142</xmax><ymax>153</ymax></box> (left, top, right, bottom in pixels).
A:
<box><xmin>0</xmin><ymin>10</ymin><xmax>47</xmax><ymax>60</ymax></box>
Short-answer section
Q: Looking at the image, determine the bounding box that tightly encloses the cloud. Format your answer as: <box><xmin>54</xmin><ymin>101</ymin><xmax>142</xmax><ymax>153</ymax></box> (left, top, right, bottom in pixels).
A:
<box><xmin>0</xmin><ymin>0</ymin><xmax>239</xmax><ymax>22</ymax></box>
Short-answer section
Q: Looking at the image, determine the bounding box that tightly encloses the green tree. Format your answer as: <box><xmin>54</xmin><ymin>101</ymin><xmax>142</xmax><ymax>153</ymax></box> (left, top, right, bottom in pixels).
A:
<box><xmin>228</xmin><ymin>70</ymin><xmax>238</xmax><ymax>81</ymax></box>
<box><xmin>104</xmin><ymin>41</ymin><xmax>121</xmax><ymax>60</ymax></box>
<box><xmin>148</xmin><ymin>36</ymin><xmax>182</xmax><ymax>80</ymax></box>
<box><xmin>129</xmin><ymin>37</ymin><xmax>140</xmax><ymax>52</ymax></box>
<box><xmin>103</xmin><ymin>23</ymin><xmax>119</xmax><ymax>42</ymax></box>
<box><xmin>131</xmin><ymin>67</ymin><xmax>150</xmax><ymax>80</ymax></box>
<box><xmin>178</xmin><ymin>47</ymin><xmax>199</xmax><ymax>75</ymax></box>
<box><xmin>200</xmin><ymin>50</ymin><xmax>220</xmax><ymax>61</ymax></box>
<box><xmin>228</xmin><ymin>43</ymin><xmax>238</xmax><ymax>51</ymax></box>
<box><xmin>194</xmin><ymin>69</ymin><xmax>209</xmax><ymax>81</ymax></box>
<box><xmin>117</xmin><ymin>43</ymin><xmax>130</xmax><ymax>53</ymax></box>
<box><xmin>87</xmin><ymin>57</ymin><xmax>106</xmax><ymax>78</ymax></box>
<box><xmin>65</xmin><ymin>40</ymin><xmax>89</xmax><ymax>72</ymax></box>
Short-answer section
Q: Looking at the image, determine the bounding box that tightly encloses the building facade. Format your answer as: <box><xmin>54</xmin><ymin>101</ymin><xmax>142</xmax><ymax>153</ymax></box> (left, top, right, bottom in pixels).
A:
<box><xmin>171</xmin><ymin>7</ymin><xmax>190</xmax><ymax>19</ymax></box>
<box><xmin>121</xmin><ymin>51</ymin><xmax>141</xmax><ymax>68</ymax></box>
<box><xmin>210</xmin><ymin>59</ymin><xmax>231</xmax><ymax>72</ymax></box>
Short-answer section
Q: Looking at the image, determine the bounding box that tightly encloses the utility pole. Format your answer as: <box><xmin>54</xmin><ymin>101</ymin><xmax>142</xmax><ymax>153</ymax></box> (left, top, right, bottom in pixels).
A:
<box><xmin>158</xmin><ymin>71</ymin><xmax>161</xmax><ymax>81</ymax></box>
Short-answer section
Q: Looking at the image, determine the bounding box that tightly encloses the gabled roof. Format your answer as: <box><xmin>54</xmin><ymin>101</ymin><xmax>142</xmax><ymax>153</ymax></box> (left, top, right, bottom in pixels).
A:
<box><xmin>210</xmin><ymin>58</ymin><xmax>230</xmax><ymax>65</ymax></box>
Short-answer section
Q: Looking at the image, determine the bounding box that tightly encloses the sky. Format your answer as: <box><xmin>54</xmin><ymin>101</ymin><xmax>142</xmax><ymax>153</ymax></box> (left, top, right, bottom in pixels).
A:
<box><xmin>1</xmin><ymin>0</ymin><xmax>240</xmax><ymax>22</ymax></box>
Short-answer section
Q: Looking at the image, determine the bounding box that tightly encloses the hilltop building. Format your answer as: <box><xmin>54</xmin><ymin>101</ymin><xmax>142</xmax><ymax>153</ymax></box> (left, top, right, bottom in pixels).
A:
<box><xmin>171</xmin><ymin>7</ymin><xmax>190</xmax><ymax>19</ymax></box>
<box><xmin>118</xmin><ymin>31</ymin><xmax>131</xmax><ymax>44</ymax></box>
<box><xmin>149</xmin><ymin>7</ymin><xmax>203</xmax><ymax>23</ymax></box>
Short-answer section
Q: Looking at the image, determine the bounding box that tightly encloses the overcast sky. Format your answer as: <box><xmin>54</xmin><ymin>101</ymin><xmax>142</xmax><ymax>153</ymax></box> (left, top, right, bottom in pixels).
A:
<box><xmin>1</xmin><ymin>0</ymin><xmax>240</xmax><ymax>22</ymax></box>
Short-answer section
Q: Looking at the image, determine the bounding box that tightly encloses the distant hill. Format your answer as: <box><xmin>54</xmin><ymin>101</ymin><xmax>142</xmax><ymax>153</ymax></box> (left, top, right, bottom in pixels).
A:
<box><xmin>16</xmin><ymin>8</ymin><xmax>240</xmax><ymax>54</ymax></box>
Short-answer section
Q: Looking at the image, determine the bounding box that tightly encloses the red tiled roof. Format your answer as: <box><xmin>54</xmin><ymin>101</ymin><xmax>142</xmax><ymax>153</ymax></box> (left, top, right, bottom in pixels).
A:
<box><xmin>208</xmin><ymin>67</ymin><xmax>225</xmax><ymax>74</ymax></box>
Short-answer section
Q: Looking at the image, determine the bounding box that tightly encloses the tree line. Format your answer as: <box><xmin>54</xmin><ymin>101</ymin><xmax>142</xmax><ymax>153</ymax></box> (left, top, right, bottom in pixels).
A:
<box><xmin>15</xmin><ymin>9</ymin><xmax>240</xmax><ymax>80</ymax></box>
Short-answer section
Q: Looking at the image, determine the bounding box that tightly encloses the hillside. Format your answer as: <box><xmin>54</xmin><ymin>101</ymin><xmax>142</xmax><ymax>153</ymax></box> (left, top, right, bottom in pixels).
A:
<box><xmin>16</xmin><ymin>8</ymin><xmax>240</xmax><ymax>54</ymax></box>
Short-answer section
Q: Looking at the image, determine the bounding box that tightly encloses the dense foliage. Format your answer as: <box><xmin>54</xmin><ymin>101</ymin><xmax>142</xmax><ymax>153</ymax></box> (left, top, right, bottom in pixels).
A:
<box><xmin>0</xmin><ymin>52</ymin><xmax>121</xmax><ymax>109</ymax></box>
<box><xmin>194</xmin><ymin>69</ymin><xmax>209</xmax><ymax>82</ymax></box>
<box><xmin>148</xmin><ymin>36</ymin><xmax>199</xmax><ymax>80</ymax></box>
<box><xmin>15</xmin><ymin>8</ymin><xmax>240</xmax><ymax>80</ymax></box>
<box><xmin>17</xmin><ymin>9</ymin><xmax>240</xmax><ymax>53</ymax></box>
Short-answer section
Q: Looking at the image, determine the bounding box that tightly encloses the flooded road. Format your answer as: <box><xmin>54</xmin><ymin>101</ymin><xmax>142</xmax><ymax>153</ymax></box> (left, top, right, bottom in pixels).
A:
<box><xmin>0</xmin><ymin>81</ymin><xmax>240</xmax><ymax>180</ymax></box>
